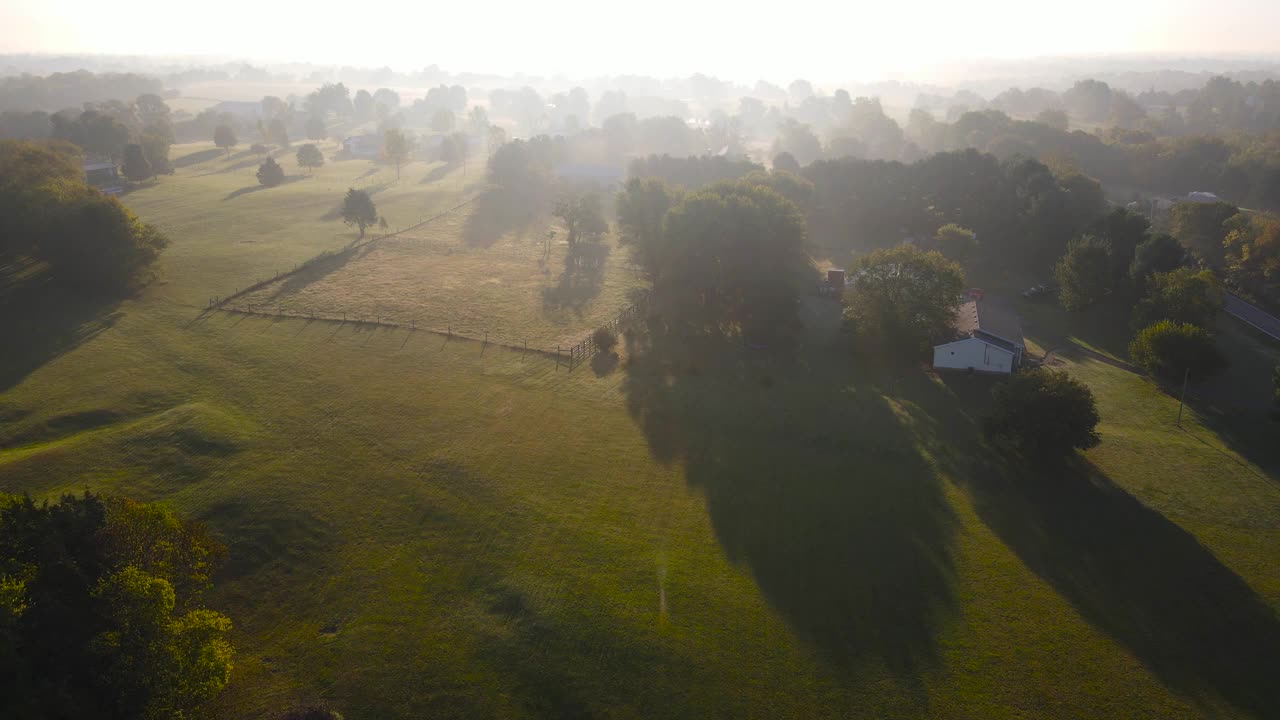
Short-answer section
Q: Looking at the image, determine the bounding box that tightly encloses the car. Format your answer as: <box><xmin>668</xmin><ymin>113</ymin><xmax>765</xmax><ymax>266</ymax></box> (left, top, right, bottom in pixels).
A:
<box><xmin>1022</xmin><ymin>284</ymin><xmax>1053</xmax><ymax>300</ymax></box>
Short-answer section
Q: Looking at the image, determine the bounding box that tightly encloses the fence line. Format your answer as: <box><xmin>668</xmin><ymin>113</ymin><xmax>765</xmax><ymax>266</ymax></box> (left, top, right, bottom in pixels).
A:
<box><xmin>202</xmin><ymin>195</ymin><xmax>478</xmax><ymax>315</ymax></box>
<box><xmin>564</xmin><ymin>292</ymin><xmax>651</xmax><ymax>370</ymax></box>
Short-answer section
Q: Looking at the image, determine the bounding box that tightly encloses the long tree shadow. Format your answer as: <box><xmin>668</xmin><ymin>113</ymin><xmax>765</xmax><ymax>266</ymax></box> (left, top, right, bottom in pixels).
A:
<box><xmin>463</xmin><ymin>187</ymin><xmax>544</xmax><ymax>249</ymax></box>
<box><xmin>223</xmin><ymin>175</ymin><xmax>306</xmax><ymax>200</ymax></box>
<box><xmin>251</xmin><ymin>244</ymin><xmax>366</xmax><ymax>303</ymax></box>
<box><xmin>543</xmin><ymin>243</ymin><xmax>608</xmax><ymax>312</ymax></box>
<box><xmin>622</xmin><ymin>316</ymin><xmax>957</xmax><ymax>679</ymax></box>
<box><xmin>419</xmin><ymin>163</ymin><xmax>453</xmax><ymax>185</ymax></box>
<box><xmin>0</xmin><ymin>262</ymin><xmax>122</xmax><ymax>392</ymax></box>
<box><xmin>171</xmin><ymin>147</ymin><xmax>223</xmax><ymax>168</ymax></box>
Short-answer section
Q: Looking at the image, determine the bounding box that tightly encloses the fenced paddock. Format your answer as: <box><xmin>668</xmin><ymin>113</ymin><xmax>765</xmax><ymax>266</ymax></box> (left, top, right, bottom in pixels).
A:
<box><xmin>224</xmin><ymin>201</ymin><xmax>647</xmax><ymax>360</ymax></box>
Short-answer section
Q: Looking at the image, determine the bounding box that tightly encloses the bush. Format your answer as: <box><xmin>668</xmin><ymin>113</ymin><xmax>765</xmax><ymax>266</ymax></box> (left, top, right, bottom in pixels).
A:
<box><xmin>1129</xmin><ymin>320</ymin><xmax>1226</xmax><ymax>382</ymax></box>
<box><xmin>257</xmin><ymin>156</ymin><xmax>285</xmax><ymax>187</ymax></box>
<box><xmin>593</xmin><ymin>326</ymin><xmax>618</xmax><ymax>353</ymax></box>
<box><xmin>984</xmin><ymin>368</ymin><xmax>1102</xmax><ymax>460</ymax></box>
<box><xmin>250</xmin><ymin>143</ymin><xmax>268</xmax><ymax>156</ymax></box>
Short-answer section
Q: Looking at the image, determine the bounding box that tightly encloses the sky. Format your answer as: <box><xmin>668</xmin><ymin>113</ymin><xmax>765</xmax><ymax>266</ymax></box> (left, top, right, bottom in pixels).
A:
<box><xmin>2</xmin><ymin>0</ymin><xmax>1279</xmax><ymax>83</ymax></box>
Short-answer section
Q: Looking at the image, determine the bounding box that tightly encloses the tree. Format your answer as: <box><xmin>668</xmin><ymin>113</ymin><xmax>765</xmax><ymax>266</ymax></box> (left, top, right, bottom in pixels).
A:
<box><xmin>256</xmin><ymin>156</ymin><xmax>285</xmax><ymax>187</ymax></box>
<box><xmin>468</xmin><ymin>105</ymin><xmax>489</xmax><ymax>133</ymax></box>
<box><xmin>306</xmin><ymin>114</ymin><xmax>326</xmax><ymax>142</ymax></box>
<box><xmin>616</xmin><ymin>177</ymin><xmax>681</xmax><ymax>280</ymax></box>
<box><xmin>553</xmin><ymin>194</ymin><xmax>608</xmax><ymax>247</ymax></box>
<box><xmin>139</xmin><ymin>130</ymin><xmax>171</xmax><ymax>174</ymax></box>
<box><xmin>296</xmin><ymin>143</ymin><xmax>324</xmax><ymax>174</ymax></box>
<box><xmin>1037</xmin><ymin>108</ymin><xmax>1069</xmax><ymax>131</ymax></box>
<box><xmin>340</xmin><ymin>188</ymin><xmax>378</xmax><ymax>238</ymax></box>
<box><xmin>1170</xmin><ymin>201</ymin><xmax>1238</xmax><ymax>267</ymax></box>
<box><xmin>1223</xmin><ymin>213</ymin><xmax>1280</xmax><ymax>304</ymax></box>
<box><xmin>661</xmin><ymin>180</ymin><xmax>812</xmax><ymax>339</ymax></box>
<box><xmin>843</xmin><ymin>245</ymin><xmax>966</xmax><ymax>351</ymax></box>
<box><xmin>487</xmin><ymin>125</ymin><xmax>507</xmax><ymax>156</ymax></box>
<box><xmin>213</xmin><ymin>125</ymin><xmax>237</xmax><ymax>157</ymax></box>
<box><xmin>268</xmin><ymin>116</ymin><xmax>290</xmax><ymax>148</ymax></box>
<box><xmin>1054</xmin><ymin>235</ymin><xmax>1113</xmax><ymax>310</ymax></box>
<box><xmin>353</xmin><ymin>89</ymin><xmax>374</xmax><ymax>118</ymax></box>
<box><xmin>51</xmin><ymin>109</ymin><xmax>131</xmax><ymax>161</ymax></box>
<box><xmin>121</xmin><ymin>143</ymin><xmax>152</xmax><ymax>181</ymax></box>
<box><xmin>0</xmin><ymin>492</ymin><xmax>232</xmax><ymax>719</ymax></box>
<box><xmin>983</xmin><ymin>368</ymin><xmax>1102</xmax><ymax>460</ymax></box>
<box><xmin>934</xmin><ymin>223</ymin><xmax>977</xmax><ymax>265</ymax></box>
<box><xmin>771</xmin><ymin>118</ymin><xmax>822</xmax><ymax>166</ymax></box>
<box><xmin>383</xmin><ymin>129</ymin><xmax>412</xmax><ymax>179</ymax></box>
<box><xmin>592</xmin><ymin>327</ymin><xmax>618</xmax><ymax>354</ymax></box>
<box><xmin>431</xmin><ymin>109</ymin><xmax>456</xmax><ymax>133</ymax></box>
<box><xmin>1132</xmin><ymin>268</ymin><xmax>1223</xmax><ymax>329</ymax></box>
<box><xmin>1129</xmin><ymin>320</ymin><xmax>1226</xmax><ymax>382</ymax></box>
<box><xmin>1131</xmin><ymin>233</ymin><xmax>1186</xmax><ymax>280</ymax></box>
<box><xmin>772</xmin><ymin>151</ymin><xmax>800</xmax><ymax>174</ymax></box>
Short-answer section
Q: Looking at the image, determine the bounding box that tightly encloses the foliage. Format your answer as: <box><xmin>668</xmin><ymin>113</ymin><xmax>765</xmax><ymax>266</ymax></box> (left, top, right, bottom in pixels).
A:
<box><xmin>983</xmin><ymin>367</ymin><xmax>1102</xmax><ymax>460</ymax></box>
<box><xmin>383</xmin><ymin>128</ymin><xmax>412</xmax><ymax>178</ymax></box>
<box><xmin>1129</xmin><ymin>320</ymin><xmax>1227</xmax><ymax>382</ymax></box>
<box><xmin>0</xmin><ymin>140</ymin><xmax>168</xmax><ymax>293</ymax></box>
<box><xmin>626</xmin><ymin>154</ymin><xmax>762</xmax><ymax>190</ymax></box>
<box><xmin>659</xmin><ymin>179</ymin><xmax>812</xmax><ymax>339</ymax></box>
<box><xmin>771</xmin><ymin>118</ymin><xmax>823</xmax><ymax>165</ymax></box>
<box><xmin>1169</xmin><ymin>201</ymin><xmax>1238</xmax><ymax>266</ymax></box>
<box><xmin>842</xmin><ymin>244</ymin><xmax>966</xmax><ymax>351</ymax></box>
<box><xmin>340</xmin><ymin>188</ymin><xmax>378</xmax><ymax>238</ymax></box>
<box><xmin>933</xmin><ymin>223</ymin><xmax>977</xmax><ymax>264</ymax></box>
<box><xmin>51</xmin><ymin>109</ymin><xmax>130</xmax><ymax>160</ymax></box>
<box><xmin>592</xmin><ymin>326</ymin><xmax>618</xmax><ymax>353</ymax></box>
<box><xmin>1093</xmin><ymin>207</ymin><xmax>1150</xmax><ymax>290</ymax></box>
<box><xmin>1132</xmin><ymin>268</ymin><xmax>1223</xmax><ymax>329</ymax></box>
<box><xmin>1131</xmin><ymin>233</ymin><xmax>1186</xmax><ymax>280</ymax></box>
<box><xmin>772</xmin><ymin>151</ymin><xmax>800</xmax><ymax>174</ymax></box>
<box><xmin>0</xmin><ymin>70</ymin><xmax>161</xmax><ymax>112</ymax></box>
<box><xmin>296</xmin><ymin>143</ymin><xmax>324</xmax><ymax>173</ymax></box>
<box><xmin>268</xmin><ymin>117</ymin><xmax>290</xmax><ymax>148</ymax></box>
<box><xmin>257</xmin><ymin>157</ymin><xmax>286</xmax><ymax>187</ymax></box>
<box><xmin>0</xmin><ymin>492</ymin><xmax>232</xmax><ymax>720</ymax></box>
<box><xmin>213</xmin><ymin>124</ymin><xmax>237</xmax><ymax>156</ymax></box>
<box><xmin>430</xmin><ymin>109</ymin><xmax>456</xmax><ymax>133</ymax></box>
<box><xmin>553</xmin><ymin>194</ymin><xmax>608</xmax><ymax>246</ymax></box>
<box><xmin>1223</xmin><ymin>212</ymin><xmax>1280</xmax><ymax>306</ymax></box>
<box><xmin>616</xmin><ymin>177</ymin><xmax>682</xmax><ymax>279</ymax></box>
<box><xmin>1055</xmin><ymin>235</ymin><xmax>1114</xmax><ymax>310</ymax></box>
<box><xmin>121</xmin><ymin>143</ymin><xmax>152</xmax><ymax>181</ymax></box>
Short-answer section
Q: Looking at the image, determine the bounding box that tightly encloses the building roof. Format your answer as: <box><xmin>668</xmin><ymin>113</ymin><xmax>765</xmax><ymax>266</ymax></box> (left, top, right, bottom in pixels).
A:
<box><xmin>954</xmin><ymin>298</ymin><xmax>1023</xmax><ymax>348</ymax></box>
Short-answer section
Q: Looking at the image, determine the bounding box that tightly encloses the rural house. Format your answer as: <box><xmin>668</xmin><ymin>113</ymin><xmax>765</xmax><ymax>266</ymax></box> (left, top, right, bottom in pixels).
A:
<box><xmin>932</xmin><ymin>296</ymin><xmax>1025</xmax><ymax>375</ymax></box>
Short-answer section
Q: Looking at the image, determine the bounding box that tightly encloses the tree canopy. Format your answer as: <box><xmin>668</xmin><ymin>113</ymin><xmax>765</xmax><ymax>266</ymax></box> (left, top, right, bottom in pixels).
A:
<box><xmin>842</xmin><ymin>245</ymin><xmax>966</xmax><ymax>351</ymax></box>
<box><xmin>0</xmin><ymin>492</ymin><xmax>233</xmax><ymax>719</ymax></box>
<box><xmin>984</xmin><ymin>368</ymin><xmax>1102</xmax><ymax>461</ymax></box>
<box><xmin>1054</xmin><ymin>235</ymin><xmax>1114</xmax><ymax>310</ymax></box>
<box><xmin>257</xmin><ymin>156</ymin><xmax>286</xmax><ymax>187</ymax></box>
<box><xmin>1132</xmin><ymin>268</ymin><xmax>1223</xmax><ymax>330</ymax></box>
<box><xmin>296</xmin><ymin>143</ymin><xmax>324</xmax><ymax>174</ymax></box>
<box><xmin>383</xmin><ymin>128</ymin><xmax>412</xmax><ymax>179</ymax></box>
<box><xmin>1129</xmin><ymin>320</ymin><xmax>1226</xmax><ymax>383</ymax></box>
<box><xmin>340</xmin><ymin>188</ymin><xmax>378</xmax><ymax>238</ymax></box>
<box><xmin>213</xmin><ymin>125</ymin><xmax>237</xmax><ymax>156</ymax></box>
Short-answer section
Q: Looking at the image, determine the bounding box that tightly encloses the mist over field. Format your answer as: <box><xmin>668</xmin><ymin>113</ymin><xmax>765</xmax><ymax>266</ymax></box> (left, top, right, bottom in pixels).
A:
<box><xmin>5</xmin><ymin>4</ymin><xmax>1280</xmax><ymax>720</ymax></box>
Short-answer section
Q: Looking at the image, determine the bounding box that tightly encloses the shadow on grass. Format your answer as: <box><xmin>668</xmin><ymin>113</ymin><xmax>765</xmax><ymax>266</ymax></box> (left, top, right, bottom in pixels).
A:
<box><xmin>964</xmin><ymin>454</ymin><xmax>1280</xmax><ymax>717</ymax></box>
<box><xmin>923</xmin><ymin>367</ymin><xmax>1280</xmax><ymax>717</ymax></box>
<box><xmin>251</xmin><ymin>245</ymin><xmax>365</xmax><ymax>304</ymax></box>
<box><xmin>462</xmin><ymin>187</ymin><xmax>544</xmax><ymax>249</ymax></box>
<box><xmin>223</xmin><ymin>175</ymin><xmax>306</xmax><ymax>200</ymax></box>
<box><xmin>543</xmin><ymin>243</ymin><xmax>608</xmax><ymax>312</ymax></box>
<box><xmin>622</xmin><ymin>314</ymin><xmax>958</xmax><ymax>678</ymax></box>
<box><xmin>0</xmin><ymin>261</ymin><xmax>121</xmax><ymax>392</ymax></box>
<box><xmin>419</xmin><ymin>163</ymin><xmax>453</xmax><ymax>185</ymax></box>
<box><xmin>171</xmin><ymin>147</ymin><xmax>223</xmax><ymax>168</ymax></box>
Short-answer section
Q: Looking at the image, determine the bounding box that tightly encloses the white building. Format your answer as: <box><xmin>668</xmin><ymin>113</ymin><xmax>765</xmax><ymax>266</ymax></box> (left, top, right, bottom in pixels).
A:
<box><xmin>933</xmin><ymin>297</ymin><xmax>1025</xmax><ymax>375</ymax></box>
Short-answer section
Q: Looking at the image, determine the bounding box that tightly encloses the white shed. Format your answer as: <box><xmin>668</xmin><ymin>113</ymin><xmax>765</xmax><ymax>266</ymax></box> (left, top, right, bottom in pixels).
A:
<box><xmin>933</xmin><ymin>336</ymin><xmax>1016</xmax><ymax>374</ymax></box>
<box><xmin>932</xmin><ymin>297</ymin><xmax>1025</xmax><ymax>375</ymax></box>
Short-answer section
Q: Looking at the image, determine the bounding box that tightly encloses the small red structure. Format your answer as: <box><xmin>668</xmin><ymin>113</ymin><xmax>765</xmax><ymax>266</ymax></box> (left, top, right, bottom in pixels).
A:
<box><xmin>827</xmin><ymin>268</ymin><xmax>846</xmax><ymax>291</ymax></box>
<box><xmin>967</xmin><ymin>288</ymin><xmax>985</xmax><ymax>300</ymax></box>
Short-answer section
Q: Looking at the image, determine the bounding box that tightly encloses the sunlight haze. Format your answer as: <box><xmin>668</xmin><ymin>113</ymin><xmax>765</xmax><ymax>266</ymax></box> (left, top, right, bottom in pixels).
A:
<box><xmin>3</xmin><ymin>0</ymin><xmax>1278</xmax><ymax>81</ymax></box>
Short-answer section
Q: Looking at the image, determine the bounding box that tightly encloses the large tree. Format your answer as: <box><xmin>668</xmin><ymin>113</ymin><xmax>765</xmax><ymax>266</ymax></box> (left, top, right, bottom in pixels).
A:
<box><xmin>1132</xmin><ymin>268</ymin><xmax>1223</xmax><ymax>330</ymax></box>
<box><xmin>383</xmin><ymin>128</ymin><xmax>412</xmax><ymax>179</ymax></box>
<box><xmin>553</xmin><ymin>194</ymin><xmax>608</xmax><ymax>247</ymax></box>
<box><xmin>660</xmin><ymin>180</ymin><xmax>813</xmax><ymax>339</ymax></box>
<box><xmin>213</xmin><ymin>124</ymin><xmax>237</xmax><ymax>157</ymax></box>
<box><xmin>843</xmin><ymin>245</ymin><xmax>966</xmax><ymax>351</ymax></box>
<box><xmin>340</xmin><ymin>188</ymin><xmax>378</xmax><ymax>238</ymax></box>
<box><xmin>1054</xmin><ymin>235</ymin><xmax>1114</xmax><ymax>310</ymax></box>
<box><xmin>121</xmin><ymin>143</ymin><xmax>152</xmax><ymax>181</ymax></box>
<box><xmin>256</xmin><ymin>156</ymin><xmax>285</xmax><ymax>187</ymax></box>
<box><xmin>0</xmin><ymin>492</ymin><xmax>233</xmax><ymax>720</ymax></box>
<box><xmin>984</xmin><ymin>368</ymin><xmax>1102</xmax><ymax>461</ymax></box>
<box><xmin>296</xmin><ymin>143</ymin><xmax>324</xmax><ymax>174</ymax></box>
<box><xmin>306</xmin><ymin>114</ymin><xmax>326</xmax><ymax>142</ymax></box>
<box><xmin>616</xmin><ymin>177</ymin><xmax>681</xmax><ymax>280</ymax></box>
<box><xmin>1129</xmin><ymin>320</ymin><xmax>1226</xmax><ymax>383</ymax></box>
<box><xmin>1170</xmin><ymin>201</ymin><xmax>1238</xmax><ymax>267</ymax></box>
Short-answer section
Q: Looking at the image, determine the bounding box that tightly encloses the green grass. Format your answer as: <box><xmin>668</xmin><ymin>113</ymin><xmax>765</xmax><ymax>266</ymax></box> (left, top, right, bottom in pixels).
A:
<box><xmin>2</xmin><ymin>149</ymin><xmax>1280</xmax><ymax>718</ymax></box>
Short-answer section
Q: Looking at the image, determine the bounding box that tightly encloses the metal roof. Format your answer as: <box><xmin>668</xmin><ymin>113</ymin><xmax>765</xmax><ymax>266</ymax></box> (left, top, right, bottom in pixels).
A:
<box><xmin>954</xmin><ymin>298</ymin><xmax>1024</xmax><ymax>348</ymax></box>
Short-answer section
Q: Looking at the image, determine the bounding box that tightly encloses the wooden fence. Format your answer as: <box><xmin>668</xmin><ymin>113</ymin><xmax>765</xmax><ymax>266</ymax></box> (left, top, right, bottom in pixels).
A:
<box><xmin>564</xmin><ymin>292</ymin><xmax>651</xmax><ymax>369</ymax></box>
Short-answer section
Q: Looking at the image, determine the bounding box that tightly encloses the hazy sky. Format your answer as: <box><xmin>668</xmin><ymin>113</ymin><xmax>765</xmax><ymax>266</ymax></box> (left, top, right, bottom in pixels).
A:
<box><xmin>2</xmin><ymin>0</ymin><xmax>1278</xmax><ymax>82</ymax></box>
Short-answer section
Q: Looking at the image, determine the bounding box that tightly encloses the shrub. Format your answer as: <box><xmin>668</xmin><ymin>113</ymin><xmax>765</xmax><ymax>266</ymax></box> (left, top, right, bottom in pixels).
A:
<box><xmin>257</xmin><ymin>156</ymin><xmax>285</xmax><ymax>187</ymax></box>
<box><xmin>984</xmin><ymin>367</ymin><xmax>1102</xmax><ymax>460</ymax></box>
<box><xmin>1129</xmin><ymin>320</ymin><xmax>1226</xmax><ymax>382</ymax></box>
<box><xmin>593</xmin><ymin>326</ymin><xmax>618</xmax><ymax>353</ymax></box>
<box><xmin>250</xmin><ymin>143</ymin><xmax>268</xmax><ymax>156</ymax></box>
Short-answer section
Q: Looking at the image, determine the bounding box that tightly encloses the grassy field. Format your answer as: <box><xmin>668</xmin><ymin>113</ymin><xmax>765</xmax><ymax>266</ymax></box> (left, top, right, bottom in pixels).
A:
<box><xmin>2</xmin><ymin>146</ymin><xmax>1279</xmax><ymax>718</ymax></box>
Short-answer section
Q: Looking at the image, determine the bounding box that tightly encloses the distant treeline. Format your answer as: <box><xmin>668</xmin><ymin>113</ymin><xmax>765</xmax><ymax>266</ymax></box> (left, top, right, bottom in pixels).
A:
<box><xmin>0</xmin><ymin>70</ymin><xmax>162</xmax><ymax>112</ymax></box>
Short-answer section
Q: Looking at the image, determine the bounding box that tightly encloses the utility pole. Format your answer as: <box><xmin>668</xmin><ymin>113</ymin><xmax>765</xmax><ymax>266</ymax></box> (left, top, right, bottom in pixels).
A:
<box><xmin>1176</xmin><ymin>366</ymin><xmax>1190</xmax><ymax>427</ymax></box>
